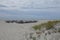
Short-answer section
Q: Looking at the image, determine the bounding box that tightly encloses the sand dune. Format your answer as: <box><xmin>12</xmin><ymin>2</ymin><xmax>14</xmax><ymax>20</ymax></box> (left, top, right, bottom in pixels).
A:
<box><xmin>0</xmin><ymin>20</ymin><xmax>52</xmax><ymax>40</ymax></box>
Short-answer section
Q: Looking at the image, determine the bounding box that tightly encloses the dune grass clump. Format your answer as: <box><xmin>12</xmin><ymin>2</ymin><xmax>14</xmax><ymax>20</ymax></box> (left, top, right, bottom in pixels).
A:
<box><xmin>32</xmin><ymin>37</ymin><xmax>36</xmax><ymax>40</ymax></box>
<box><xmin>32</xmin><ymin>20</ymin><xmax>60</xmax><ymax>31</ymax></box>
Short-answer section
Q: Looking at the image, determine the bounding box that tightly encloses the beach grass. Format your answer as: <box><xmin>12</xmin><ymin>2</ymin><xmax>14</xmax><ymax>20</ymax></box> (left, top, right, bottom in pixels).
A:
<box><xmin>32</xmin><ymin>20</ymin><xmax>60</xmax><ymax>31</ymax></box>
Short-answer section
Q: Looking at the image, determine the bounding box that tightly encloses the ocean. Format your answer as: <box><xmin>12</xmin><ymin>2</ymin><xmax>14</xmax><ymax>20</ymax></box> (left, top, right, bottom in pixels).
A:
<box><xmin>0</xmin><ymin>10</ymin><xmax>60</xmax><ymax>20</ymax></box>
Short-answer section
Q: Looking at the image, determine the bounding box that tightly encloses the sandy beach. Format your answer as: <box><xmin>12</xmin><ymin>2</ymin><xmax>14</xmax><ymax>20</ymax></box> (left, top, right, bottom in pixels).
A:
<box><xmin>0</xmin><ymin>20</ymin><xmax>50</xmax><ymax>40</ymax></box>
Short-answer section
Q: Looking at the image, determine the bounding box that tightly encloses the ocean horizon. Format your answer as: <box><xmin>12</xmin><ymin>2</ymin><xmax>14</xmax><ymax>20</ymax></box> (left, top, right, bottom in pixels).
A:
<box><xmin>0</xmin><ymin>10</ymin><xmax>60</xmax><ymax>20</ymax></box>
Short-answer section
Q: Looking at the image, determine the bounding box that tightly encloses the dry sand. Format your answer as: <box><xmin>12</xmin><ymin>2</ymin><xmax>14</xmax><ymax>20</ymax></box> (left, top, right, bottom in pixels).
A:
<box><xmin>0</xmin><ymin>20</ymin><xmax>51</xmax><ymax>40</ymax></box>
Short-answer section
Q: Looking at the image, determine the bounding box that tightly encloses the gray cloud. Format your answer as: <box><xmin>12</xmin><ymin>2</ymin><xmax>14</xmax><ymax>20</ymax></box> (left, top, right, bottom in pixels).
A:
<box><xmin>0</xmin><ymin>0</ymin><xmax>60</xmax><ymax>10</ymax></box>
<box><xmin>20</xmin><ymin>0</ymin><xmax>60</xmax><ymax>9</ymax></box>
<box><xmin>0</xmin><ymin>4</ymin><xmax>7</xmax><ymax>7</ymax></box>
<box><xmin>0</xmin><ymin>0</ymin><xmax>60</xmax><ymax>9</ymax></box>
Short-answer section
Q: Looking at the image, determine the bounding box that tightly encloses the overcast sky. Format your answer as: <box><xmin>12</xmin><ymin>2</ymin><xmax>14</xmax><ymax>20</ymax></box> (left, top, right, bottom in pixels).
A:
<box><xmin>0</xmin><ymin>0</ymin><xmax>60</xmax><ymax>20</ymax></box>
<box><xmin>0</xmin><ymin>0</ymin><xmax>60</xmax><ymax>10</ymax></box>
